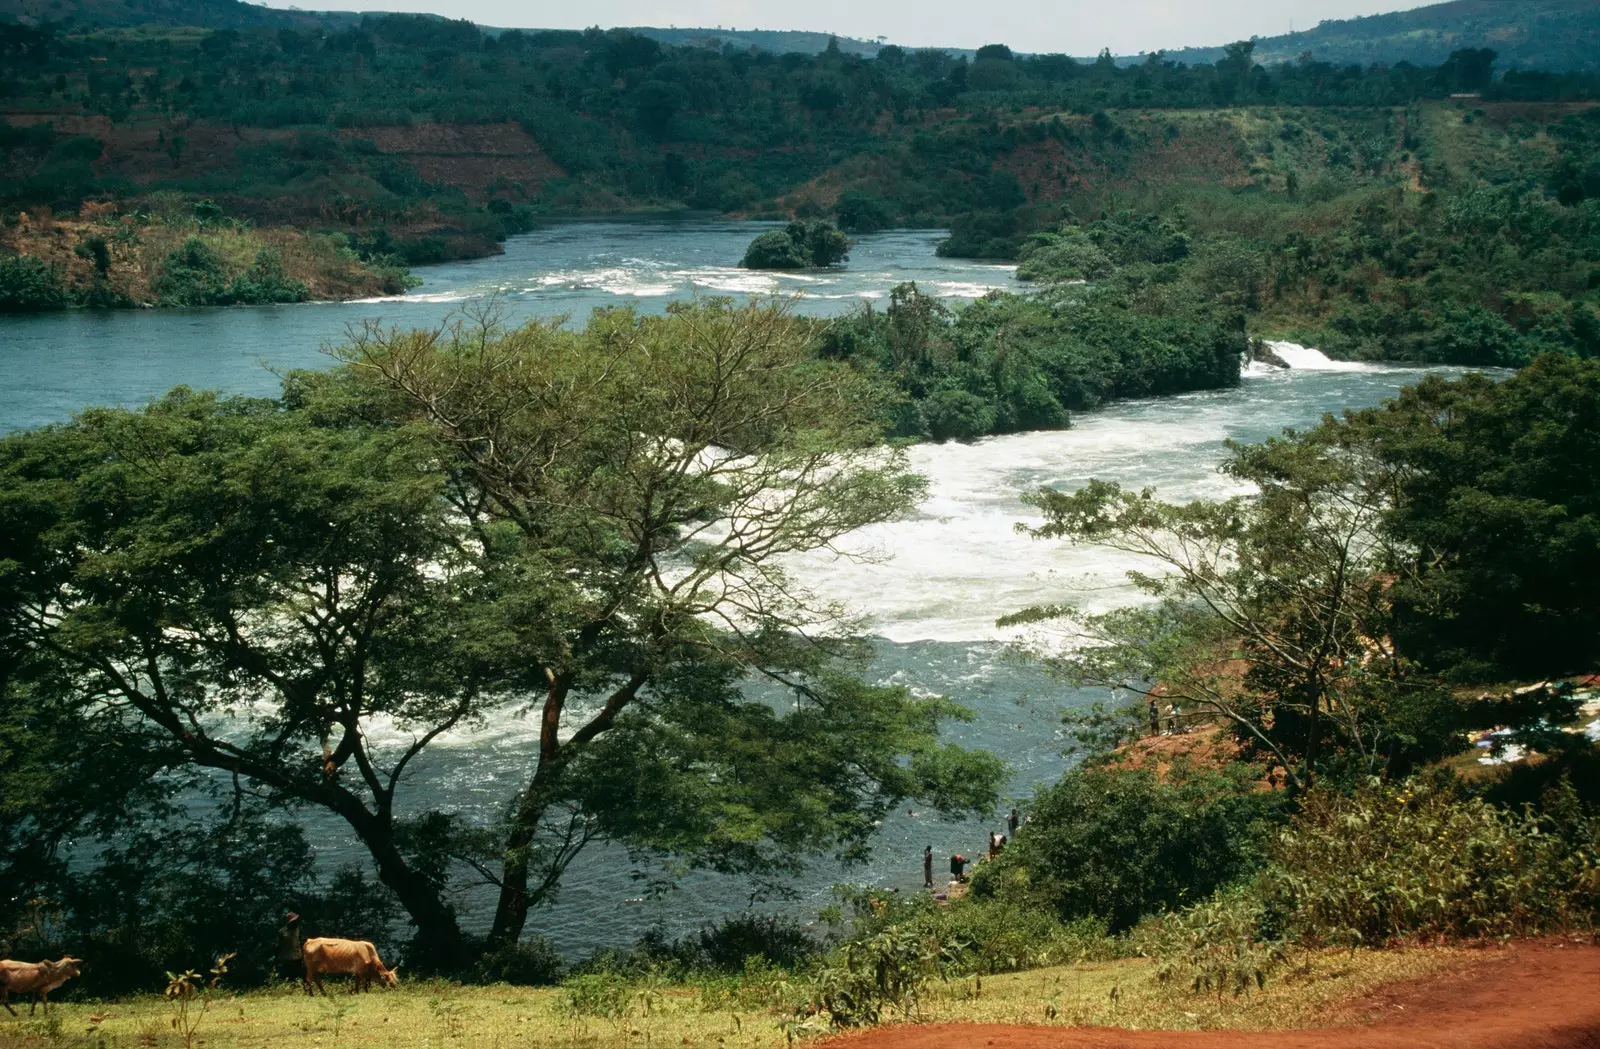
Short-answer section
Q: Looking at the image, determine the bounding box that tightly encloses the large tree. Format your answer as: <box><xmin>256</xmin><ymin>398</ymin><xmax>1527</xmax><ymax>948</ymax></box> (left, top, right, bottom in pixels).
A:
<box><xmin>1003</xmin><ymin>423</ymin><xmax>1450</xmax><ymax>791</ymax></box>
<box><xmin>1007</xmin><ymin>356</ymin><xmax>1599</xmax><ymax>789</ymax></box>
<box><xmin>1329</xmin><ymin>355</ymin><xmax>1600</xmax><ymax>680</ymax></box>
<box><xmin>0</xmin><ymin>300</ymin><xmax>1003</xmax><ymax>968</ymax></box>
<box><xmin>334</xmin><ymin>300</ymin><xmax>1001</xmax><ymax>949</ymax></box>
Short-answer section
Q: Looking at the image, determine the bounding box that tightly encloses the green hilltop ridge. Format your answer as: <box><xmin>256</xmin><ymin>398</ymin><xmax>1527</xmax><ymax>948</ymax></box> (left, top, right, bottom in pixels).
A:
<box><xmin>7</xmin><ymin>0</ymin><xmax>1599</xmax><ymax>73</ymax></box>
<box><xmin>1150</xmin><ymin>0</ymin><xmax>1600</xmax><ymax>74</ymax></box>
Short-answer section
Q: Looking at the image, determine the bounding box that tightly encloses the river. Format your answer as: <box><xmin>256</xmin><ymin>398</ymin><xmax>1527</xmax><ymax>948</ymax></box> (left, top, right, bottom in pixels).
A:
<box><xmin>0</xmin><ymin>221</ymin><xmax>1471</xmax><ymax>958</ymax></box>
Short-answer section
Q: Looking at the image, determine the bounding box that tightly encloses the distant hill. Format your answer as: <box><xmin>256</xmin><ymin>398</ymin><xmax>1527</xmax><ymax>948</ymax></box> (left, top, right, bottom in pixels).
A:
<box><xmin>0</xmin><ymin>0</ymin><xmax>358</xmax><ymax>29</ymax></box>
<box><xmin>4</xmin><ymin>0</ymin><xmax>1595</xmax><ymax>75</ymax></box>
<box><xmin>624</xmin><ymin>27</ymin><xmax>886</xmax><ymax>58</ymax></box>
<box><xmin>1151</xmin><ymin>0</ymin><xmax>1600</xmax><ymax>73</ymax></box>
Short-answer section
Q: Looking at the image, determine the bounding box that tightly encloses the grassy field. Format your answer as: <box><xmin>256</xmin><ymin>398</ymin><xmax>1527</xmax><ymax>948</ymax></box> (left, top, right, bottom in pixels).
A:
<box><xmin>0</xmin><ymin>947</ymin><xmax>1479</xmax><ymax>1049</ymax></box>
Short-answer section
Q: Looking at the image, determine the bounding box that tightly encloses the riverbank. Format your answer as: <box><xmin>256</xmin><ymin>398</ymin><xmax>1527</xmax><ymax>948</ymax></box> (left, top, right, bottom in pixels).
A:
<box><xmin>0</xmin><ymin>207</ymin><xmax>417</xmax><ymax>310</ymax></box>
<box><xmin>0</xmin><ymin>943</ymin><xmax>1546</xmax><ymax>1049</ymax></box>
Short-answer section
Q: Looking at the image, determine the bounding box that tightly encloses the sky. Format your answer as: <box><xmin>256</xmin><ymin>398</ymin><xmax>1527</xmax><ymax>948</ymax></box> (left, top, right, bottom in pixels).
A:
<box><xmin>259</xmin><ymin>0</ymin><xmax>1432</xmax><ymax>55</ymax></box>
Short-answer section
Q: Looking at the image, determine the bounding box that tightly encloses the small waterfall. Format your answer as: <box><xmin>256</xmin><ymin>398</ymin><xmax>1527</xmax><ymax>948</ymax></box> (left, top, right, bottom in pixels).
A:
<box><xmin>1263</xmin><ymin>341</ymin><xmax>1373</xmax><ymax>372</ymax></box>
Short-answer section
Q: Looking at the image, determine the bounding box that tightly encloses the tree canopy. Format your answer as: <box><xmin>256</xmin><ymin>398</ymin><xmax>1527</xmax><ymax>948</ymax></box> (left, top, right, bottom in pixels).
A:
<box><xmin>0</xmin><ymin>299</ymin><xmax>1006</xmax><ymax>968</ymax></box>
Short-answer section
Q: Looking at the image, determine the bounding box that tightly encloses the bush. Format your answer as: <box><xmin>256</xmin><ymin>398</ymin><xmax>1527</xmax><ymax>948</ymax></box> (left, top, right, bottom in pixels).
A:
<box><xmin>836</xmin><ymin>888</ymin><xmax>1114</xmax><ymax>979</ymax></box>
<box><xmin>1263</xmin><ymin>778</ymin><xmax>1600</xmax><ymax>946</ymax></box>
<box><xmin>809</xmin><ymin>924</ymin><xmax>940</xmax><ymax>1027</ymax></box>
<box><xmin>973</xmin><ymin>761</ymin><xmax>1286</xmax><ymax>932</ymax></box>
<box><xmin>922</xmin><ymin>388</ymin><xmax>996</xmax><ymax>441</ymax></box>
<box><xmin>0</xmin><ymin>254</ymin><xmax>67</xmax><ymax>311</ymax></box>
<box><xmin>1016</xmin><ymin>234</ymin><xmax>1113</xmax><ymax>282</ymax></box>
<box><xmin>835</xmin><ymin>191</ymin><xmax>894</xmax><ymax>234</ymax></box>
<box><xmin>470</xmin><ymin>937</ymin><xmax>564</xmax><ymax>985</ymax></box>
<box><xmin>153</xmin><ymin>237</ymin><xmax>230</xmax><ymax>306</ymax></box>
<box><xmin>693</xmin><ymin>913</ymin><xmax>819</xmax><ymax>972</ymax></box>
<box><xmin>740</xmin><ymin>229</ymin><xmax>810</xmax><ymax>269</ymax></box>
<box><xmin>226</xmin><ymin>248</ymin><xmax>309</xmax><ymax>305</ymax></box>
<box><xmin>740</xmin><ymin>219</ymin><xmax>850</xmax><ymax>269</ymax></box>
<box><xmin>1138</xmin><ymin>888</ymin><xmax>1289</xmax><ymax>1001</ymax></box>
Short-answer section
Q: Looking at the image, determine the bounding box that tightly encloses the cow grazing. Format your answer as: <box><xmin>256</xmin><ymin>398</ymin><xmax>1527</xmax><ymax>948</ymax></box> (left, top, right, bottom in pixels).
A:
<box><xmin>0</xmin><ymin>957</ymin><xmax>83</xmax><ymax>1016</ymax></box>
<box><xmin>301</xmin><ymin>938</ymin><xmax>399</xmax><ymax>995</ymax></box>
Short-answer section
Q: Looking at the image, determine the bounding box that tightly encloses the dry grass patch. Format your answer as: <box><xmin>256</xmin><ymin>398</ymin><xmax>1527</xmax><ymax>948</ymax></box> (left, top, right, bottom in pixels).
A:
<box><xmin>0</xmin><ymin>948</ymin><xmax>1478</xmax><ymax>1049</ymax></box>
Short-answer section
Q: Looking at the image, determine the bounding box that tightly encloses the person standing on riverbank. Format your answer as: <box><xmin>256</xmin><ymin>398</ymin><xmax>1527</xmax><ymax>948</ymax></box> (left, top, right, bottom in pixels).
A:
<box><xmin>274</xmin><ymin>912</ymin><xmax>303</xmax><ymax>983</ymax></box>
<box><xmin>1007</xmin><ymin>807</ymin><xmax>1019</xmax><ymax>838</ymax></box>
<box><xmin>1149</xmin><ymin>698</ymin><xmax>1161</xmax><ymax>736</ymax></box>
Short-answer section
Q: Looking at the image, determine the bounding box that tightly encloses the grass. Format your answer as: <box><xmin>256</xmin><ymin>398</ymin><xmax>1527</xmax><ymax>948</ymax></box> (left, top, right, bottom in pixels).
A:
<box><xmin>0</xmin><ymin>947</ymin><xmax>1478</xmax><ymax>1049</ymax></box>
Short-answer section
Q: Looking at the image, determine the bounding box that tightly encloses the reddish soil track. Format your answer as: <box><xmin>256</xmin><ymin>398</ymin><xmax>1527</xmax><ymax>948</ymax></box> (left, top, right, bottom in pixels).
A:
<box><xmin>826</xmin><ymin>942</ymin><xmax>1600</xmax><ymax>1049</ymax></box>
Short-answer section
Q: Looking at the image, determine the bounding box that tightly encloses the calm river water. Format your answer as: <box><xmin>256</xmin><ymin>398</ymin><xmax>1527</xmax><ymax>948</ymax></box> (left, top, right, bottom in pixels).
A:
<box><xmin>0</xmin><ymin>221</ymin><xmax>1469</xmax><ymax>957</ymax></box>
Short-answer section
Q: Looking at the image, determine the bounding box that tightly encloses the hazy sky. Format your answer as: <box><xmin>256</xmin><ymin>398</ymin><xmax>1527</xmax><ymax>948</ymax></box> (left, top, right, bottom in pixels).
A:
<box><xmin>261</xmin><ymin>0</ymin><xmax>1430</xmax><ymax>54</ymax></box>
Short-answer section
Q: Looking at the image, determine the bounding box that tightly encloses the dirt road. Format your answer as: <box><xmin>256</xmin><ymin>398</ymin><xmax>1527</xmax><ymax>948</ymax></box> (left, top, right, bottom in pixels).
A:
<box><xmin>826</xmin><ymin>941</ymin><xmax>1600</xmax><ymax>1049</ymax></box>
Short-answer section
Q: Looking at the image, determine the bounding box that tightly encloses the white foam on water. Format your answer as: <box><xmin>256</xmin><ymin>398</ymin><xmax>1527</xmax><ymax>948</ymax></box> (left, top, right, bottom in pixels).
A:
<box><xmin>1266</xmin><ymin>341</ymin><xmax>1374</xmax><ymax>372</ymax></box>
<box><xmin>928</xmin><ymin>281</ymin><xmax>1008</xmax><ymax>298</ymax></box>
<box><xmin>348</xmin><ymin>291</ymin><xmax>471</xmax><ymax>304</ymax></box>
<box><xmin>677</xmin><ymin>268</ymin><xmax>781</xmax><ymax>294</ymax></box>
<box><xmin>788</xmin><ymin>406</ymin><xmax>1257</xmax><ymax>644</ymax></box>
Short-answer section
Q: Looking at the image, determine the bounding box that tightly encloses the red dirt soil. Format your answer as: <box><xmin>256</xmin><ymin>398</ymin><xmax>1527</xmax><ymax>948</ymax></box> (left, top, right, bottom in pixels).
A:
<box><xmin>824</xmin><ymin>941</ymin><xmax>1600</xmax><ymax>1049</ymax></box>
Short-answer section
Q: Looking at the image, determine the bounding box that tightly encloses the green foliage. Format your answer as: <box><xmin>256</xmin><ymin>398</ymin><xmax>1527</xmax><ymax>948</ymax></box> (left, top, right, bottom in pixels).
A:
<box><xmin>164</xmin><ymin>951</ymin><xmax>235</xmax><ymax>1049</ymax></box>
<box><xmin>1</xmin><ymin>301</ymin><xmax>1003</xmax><ymax>972</ymax></box>
<box><xmin>227</xmin><ymin>247</ymin><xmax>310</xmax><ymax>304</ymax></box>
<box><xmin>741</xmin><ymin>219</ymin><xmax>850</xmax><ymax>269</ymax></box>
<box><xmin>152</xmin><ymin>239</ymin><xmax>311</xmax><ymax>306</ymax></box>
<box><xmin>73</xmin><ymin>233</ymin><xmax>111</xmax><ymax>277</ymax></box>
<box><xmin>973</xmin><ymin>761</ymin><xmax>1286</xmax><ymax>932</ymax></box>
<box><xmin>841</xmin><ymin>888</ymin><xmax>1114</xmax><ymax>977</ymax></box>
<box><xmin>1264</xmin><ymin>779</ymin><xmax>1600</xmax><ymax>946</ymax></box>
<box><xmin>835</xmin><ymin>190</ymin><xmax>894</xmax><ymax>234</ymax></box>
<box><xmin>810</xmin><ymin>924</ymin><xmax>941</xmax><ymax>1027</ymax></box>
<box><xmin>1139</xmin><ymin>889</ymin><xmax>1288</xmax><ymax>1001</ymax></box>
<box><xmin>152</xmin><ymin>236</ymin><xmax>229</xmax><ymax>305</ymax></box>
<box><xmin>0</xmin><ymin>253</ymin><xmax>67</xmax><ymax>311</ymax></box>
<box><xmin>560</xmin><ymin>973</ymin><xmax>635</xmax><ymax>1020</ymax></box>
<box><xmin>816</xmin><ymin>281</ymin><xmax>1243</xmax><ymax>442</ymax></box>
<box><xmin>469</xmin><ymin>938</ymin><xmax>566</xmax><ymax>986</ymax></box>
<box><xmin>1324</xmin><ymin>357</ymin><xmax>1600</xmax><ymax>679</ymax></box>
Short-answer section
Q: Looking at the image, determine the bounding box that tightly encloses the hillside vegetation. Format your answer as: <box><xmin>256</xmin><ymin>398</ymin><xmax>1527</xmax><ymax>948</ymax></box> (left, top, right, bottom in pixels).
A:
<box><xmin>1162</xmin><ymin>0</ymin><xmax>1600</xmax><ymax>75</ymax></box>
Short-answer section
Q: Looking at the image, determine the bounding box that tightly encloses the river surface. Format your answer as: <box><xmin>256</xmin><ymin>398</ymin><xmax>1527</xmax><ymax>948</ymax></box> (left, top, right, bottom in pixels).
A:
<box><xmin>0</xmin><ymin>221</ymin><xmax>1472</xmax><ymax>958</ymax></box>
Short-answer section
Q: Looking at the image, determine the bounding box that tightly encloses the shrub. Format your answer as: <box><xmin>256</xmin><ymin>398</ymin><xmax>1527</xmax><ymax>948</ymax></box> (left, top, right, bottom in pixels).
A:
<box><xmin>836</xmin><ymin>888</ymin><xmax>1114</xmax><ymax>979</ymax></box>
<box><xmin>1016</xmin><ymin>234</ymin><xmax>1113</xmax><ymax>282</ymax></box>
<box><xmin>470</xmin><ymin>936</ymin><xmax>564</xmax><ymax>985</ymax></box>
<box><xmin>835</xmin><ymin>191</ymin><xmax>894</xmax><ymax>234</ymax></box>
<box><xmin>0</xmin><ymin>254</ymin><xmax>67</xmax><ymax>311</ymax></box>
<box><xmin>740</xmin><ymin>229</ymin><xmax>810</xmax><ymax>269</ymax></box>
<box><xmin>226</xmin><ymin>248</ymin><xmax>309</xmax><ymax>305</ymax></box>
<box><xmin>973</xmin><ymin>761</ymin><xmax>1286</xmax><ymax>932</ymax></box>
<box><xmin>153</xmin><ymin>237</ymin><xmax>230</xmax><ymax>306</ymax></box>
<box><xmin>1137</xmin><ymin>888</ymin><xmax>1289</xmax><ymax>1001</ymax></box>
<box><xmin>740</xmin><ymin>219</ymin><xmax>850</xmax><ymax>269</ymax></box>
<box><xmin>922</xmin><ymin>388</ymin><xmax>996</xmax><ymax>441</ymax></box>
<box><xmin>693</xmin><ymin>913</ymin><xmax>819</xmax><ymax>972</ymax></box>
<box><xmin>1263</xmin><ymin>778</ymin><xmax>1600</xmax><ymax>946</ymax></box>
<box><xmin>809</xmin><ymin>924</ymin><xmax>941</xmax><ymax>1027</ymax></box>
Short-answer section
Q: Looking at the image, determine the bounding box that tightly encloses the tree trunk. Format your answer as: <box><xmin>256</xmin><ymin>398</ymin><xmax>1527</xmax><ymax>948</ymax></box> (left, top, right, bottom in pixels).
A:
<box><xmin>349</xmin><ymin>813</ymin><xmax>470</xmax><ymax>971</ymax></box>
<box><xmin>486</xmin><ymin>777</ymin><xmax>551</xmax><ymax>948</ymax></box>
<box><xmin>1302</xmin><ymin>682</ymin><xmax>1321</xmax><ymax>793</ymax></box>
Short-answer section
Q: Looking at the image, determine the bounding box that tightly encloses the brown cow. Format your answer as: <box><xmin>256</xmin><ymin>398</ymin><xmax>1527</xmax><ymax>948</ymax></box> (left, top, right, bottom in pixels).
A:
<box><xmin>0</xmin><ymin>957</ymin><xmax>82</xmax><ymax>1016</ymax></box>
<box><xmin>301</xmin><ymin>938</ymin><xmax>398</xmax><ymax>996</ymax></box>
